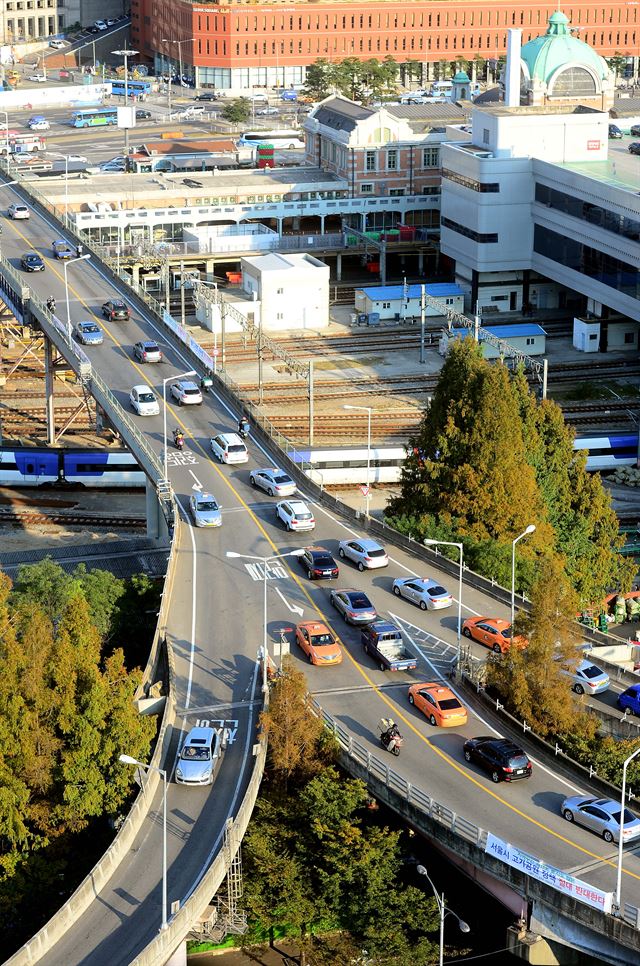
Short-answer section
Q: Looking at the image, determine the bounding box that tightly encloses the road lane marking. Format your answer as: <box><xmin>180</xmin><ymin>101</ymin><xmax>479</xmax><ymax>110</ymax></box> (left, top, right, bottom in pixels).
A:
<box><xmin>5</xmin><ymin>197</ymin><xmax>638</xmax><ymax>887</ymax></box>
<box><xmin>274</xmin><ymin>586</ymin><xmax>303</xmax><ymax>616</ymax></box>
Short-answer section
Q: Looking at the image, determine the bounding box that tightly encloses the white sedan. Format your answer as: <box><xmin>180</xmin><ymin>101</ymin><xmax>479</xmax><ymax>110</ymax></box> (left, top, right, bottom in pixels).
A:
<box><xmin>392</xmin><ymin>577</ymin><xmax>453</xmax><ymax>611</ymax></box>
<box><xmin>129</xmin><ymin>385</ymin><xmax>160</xmax><ymax>416</ymax></box>
<box><xmin>28</xmin><ymin>74</ymin><xmax>48</xmax><ymax>83</ymax></box>
<box><xmin>249</xmin><ymin>467</ymin><xmax>296</xmax><ymax>497</ymax></box>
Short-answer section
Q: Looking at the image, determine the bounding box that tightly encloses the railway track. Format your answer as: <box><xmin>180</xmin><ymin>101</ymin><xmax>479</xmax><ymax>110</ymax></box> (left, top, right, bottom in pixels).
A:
<box><xmin>0</xmin><ymin>508</ymin><xmax>145</xmax><ymax>529</ymax></box>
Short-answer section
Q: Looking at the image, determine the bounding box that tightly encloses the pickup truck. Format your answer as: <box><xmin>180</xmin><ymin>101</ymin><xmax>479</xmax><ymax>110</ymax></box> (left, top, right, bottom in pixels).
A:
<box><xmin>361</xmin><ymin>621</ymin><xmax>417</xmax><ymax>672</ymax></box>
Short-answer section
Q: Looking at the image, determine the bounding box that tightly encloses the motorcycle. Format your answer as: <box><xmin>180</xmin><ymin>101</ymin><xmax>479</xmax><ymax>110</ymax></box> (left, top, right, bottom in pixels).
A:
<box><xmin>46</xmin><ymin>297</ymin><xmax>56</xmax><ymax>313</ymax></box>
<box><xmin>238</xmin><ymin>420</ymin><xmax>250</xmax><ymax>439</ymax></box>
<box><xmin>201</xmin><ymin>375</ymin><xmax>213</xmax><ymax>394</ymax></box>
<box><xmin>380</xmin><ymin>728</ymin><xmax>403</xmax><ymax>756</ymax></box>
<box><xmin>173</xmin><ymin>430</ymin><xmax>185</xmax><ymax>451</ymax></box>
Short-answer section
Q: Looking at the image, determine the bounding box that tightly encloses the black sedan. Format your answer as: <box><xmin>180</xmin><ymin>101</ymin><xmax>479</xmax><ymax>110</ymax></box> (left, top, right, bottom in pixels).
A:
<box><xmin>21</xmin><ymin>252</ymin><xmax>45</xmax><ymax>272</ymax></box>
<box><xmin>136</xmin><ymin>109</ymin><xmax>152</xmax><ymax>120</ymax></box>
<box><xmin>463</xmin><ymin>737</ymin><xmax>532</xmax><ymax>783</ymax></box>
<box><xmin>299</xmin><ymin>546</ymin><xmax>339</xmax><ymax>580</ymax></box>
<box><xmin>629</xmin><ymin>142</ymin><xmax>640</xmax><ymax>156</ymax></box>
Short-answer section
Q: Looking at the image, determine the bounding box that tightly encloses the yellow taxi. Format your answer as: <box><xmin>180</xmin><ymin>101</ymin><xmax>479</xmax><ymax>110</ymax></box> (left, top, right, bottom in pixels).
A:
<box><xmin>295</xmin><ymin>621</ymin><xmax>342</xmax><ymax>666</ymax></box>
<box><xmin>408</xmin><ymin>682</ymin><xmax>468</xmax><ymax>727</ymax></box>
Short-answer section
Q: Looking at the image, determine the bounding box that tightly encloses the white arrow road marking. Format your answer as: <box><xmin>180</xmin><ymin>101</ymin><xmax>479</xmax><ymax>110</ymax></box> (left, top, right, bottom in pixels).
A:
<box><xmin>189</xmin><ymin>469</ymin><xmax>203</xmax><ymax>490</ymax></box>
<box><xmin>275</xmin><ymin>586</ymin><xmax>303</xmax><ymax>616</ymax></box>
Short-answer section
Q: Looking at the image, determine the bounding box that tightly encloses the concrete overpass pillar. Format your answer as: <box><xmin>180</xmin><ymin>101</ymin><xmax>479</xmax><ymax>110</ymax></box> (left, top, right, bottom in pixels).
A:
<box><xmin>44</xmin><ymin>336</ymin><xmax>55</xmax><ymax>445</ymax></box>
<box><xmin>336</xmin><ymin>253</ymin><xmax>342</xmax><ymax>281</ymax></box>
<box><xmin>204</xmin><ymin>258</ymin><xmax>215</xmax><ymax>278</ymax></box>
<box><xmin>165</xmin><ymin>940</ymin><xmax>187</xmax><ymax>966</ymax></box>
<box><xmin>418</xmin><ymin>251</ymin><xmax>424</xmax><ymax>274</ymax></box>
<box><xmin>132</xmin><ymin>264</ymin><xmax>141</xmax><ymax>287</ymax></box>
<box><xmin>145</xmin><ymin>478</ymin><xmax>169</xmax><ymax>542</ymax></box>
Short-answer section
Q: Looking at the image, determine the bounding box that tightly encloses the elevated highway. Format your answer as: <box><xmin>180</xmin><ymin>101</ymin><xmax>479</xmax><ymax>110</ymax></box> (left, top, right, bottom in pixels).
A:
<box><xmin>0</xmin><ymin>174</ymin><xmax>639</xmax><ymax>965</ymax></box>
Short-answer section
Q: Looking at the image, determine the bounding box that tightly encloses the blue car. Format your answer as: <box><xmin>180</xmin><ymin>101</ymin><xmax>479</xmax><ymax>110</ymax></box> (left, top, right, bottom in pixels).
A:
<box><xmin>618</xmin><ymin>684</ymin><xmax>640</xmax><ymax>716</ymax></box>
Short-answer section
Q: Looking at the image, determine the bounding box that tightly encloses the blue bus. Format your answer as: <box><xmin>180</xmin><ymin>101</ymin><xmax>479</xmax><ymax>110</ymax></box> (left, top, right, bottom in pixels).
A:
<box><xmin>70</xmin><ymin>107</ymin><xmax>118</xmax><ymax>128</ymax></box>
<box><xmin>111</xmin><ymin>79</ymin><xmax>152</xmax><ymax>97</ymax></box>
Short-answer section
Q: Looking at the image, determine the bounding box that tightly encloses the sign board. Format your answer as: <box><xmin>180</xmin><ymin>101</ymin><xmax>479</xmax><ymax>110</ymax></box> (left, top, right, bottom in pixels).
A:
<box><xmin>212</xmin><ymin>348</ymin><xmax>219</xmax><ymax>357</ymax></box>
<box><xmin>485</xmin><ymin>833</ymin><xmax>613</xmax><ymax>914</ymax></box>
<box><xmin>587</xmin><ymin>140</ymin><xmax>601</xmax><ymax>151</ymax></box>
<box><xmin>359</xmin><ymin>484</ymin><xmax>370</xmax><ymax>496</ymax></box>
<box><xmin>117</xmin><ymin>105</ymin><xmax>136</xmax><ymax>129</ymax></box>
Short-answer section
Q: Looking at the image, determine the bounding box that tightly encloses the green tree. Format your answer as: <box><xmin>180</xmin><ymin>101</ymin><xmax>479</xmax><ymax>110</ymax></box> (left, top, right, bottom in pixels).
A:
<box><xmin>302</xmin><ymin>58</ymin><xmax>339</xmax><ymax>101</ymax></box>
<box><xmin>71</xmin><ymin>564</ymin><xmax>125</xmax><ymax>640</ymax></box>
<box><xmin>222</xmin><ymin>97</ymin><xmax>251</xmax><ymax>124</ymax></box>
<box><xmin>606</xmin><ymin>52</ymin><xmax>628</xmax><ymax>79</ymax></box>
<box><xmin>11</xmin><ymin>557</ymin><xmax>73</xmax><ymax>623</ymax></box>
<box><xmin>259</xmin><ymin>656</ymin><xmax>325</xmax><ymax>785</ymax></box>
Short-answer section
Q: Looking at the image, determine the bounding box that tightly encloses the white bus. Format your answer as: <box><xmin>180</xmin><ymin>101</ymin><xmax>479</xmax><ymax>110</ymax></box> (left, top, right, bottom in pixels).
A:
<box><xmin>238</xmin><ymin>129</ymin><xmax>305</xmax><ymax>150</ymax></box>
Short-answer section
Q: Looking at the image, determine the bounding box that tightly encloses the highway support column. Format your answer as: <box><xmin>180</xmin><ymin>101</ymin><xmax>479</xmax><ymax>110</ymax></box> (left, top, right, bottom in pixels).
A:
<box><xmin>44</xmin><ymin>336</ymin><xmax>55</xmax><ymax>446</ymax></box>
<box><xmin>145</xmin><ymin>478</ymin><xmax>170</xmax><ymax>542</ymax></box>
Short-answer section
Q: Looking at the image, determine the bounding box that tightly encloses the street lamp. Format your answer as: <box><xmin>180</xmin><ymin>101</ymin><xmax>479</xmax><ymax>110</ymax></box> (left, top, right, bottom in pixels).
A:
<box><xmin>226</xmin><ymin>549</ymin><xmax>305</xmax><ymax>692</ymax></box>
<box><xmin>162</xmin><ymin>369</ymin><xmax>196</xmax><ymax>481</ymax></box>
<box><xmin>616</xmin><ymin>745</ymin><xmax>640</xmax><ymax>912</ymax></box>
<box><xmin>511</xmin><ymin>524</ymin><xmax>536</xmax><ymax>626</ymax></box>
<box><xmin>161</xmin><ymin>38</ymin><xmax>195</xmax><ymax>98</ymax></box>
<box><xmin>111</xmin><ymin>48</ymin><xmax>139</xmax><ymax>158</ymax></box>
<box><xmin>45</xmin><ymin>151</ymin><xmax>69</xmax><ymax>219</ymax></box>
<box><xmin>423</xmin><ymin>538</ymin><xmax>463</xmax><ymax>669</ymax></box>
<box><xmin>416</xmin><ymin>865</ymin><xmax>470</xmax><ymax>966</ymax></box>
<box><xmin>119</xmin><ymin>754</ymin><xmax>168</xmax><ymax>931</ymax></box>
<box><xmin>64</xmin><ymin>253</ymin><xmax>91</xmax><ymax>342</ymax></box>
<box><xmin>343</xmin><ymin>404</ymin><xmax>373</xmax><ymax>517</ymax></box>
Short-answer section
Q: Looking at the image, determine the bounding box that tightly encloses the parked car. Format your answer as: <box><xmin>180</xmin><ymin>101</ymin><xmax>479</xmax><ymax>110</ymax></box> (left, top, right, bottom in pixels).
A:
<box><xmin>295</xmin><ymin>620</ymin><xmax>342</xmax><ymax>666</ymax></box>
<box><xmin>175</xmin><ymin>727</ymin><xmax>222</xmax><ymax>786</ymax></box>
<box><xmin>408</xmin><ymin>682</ymin><xmax>468</xmax><ymax>727</ymax></box>
<box><xmin>338</xmin><ymin>538</ymin><xmax>388</xmax><ymax>571</ymax></box>
<box><xmin>129</xmin><ymin>385</ymin><xmax>160</xmax><ymax>416</ymax></box>
<box><xmin>210</xmin><ymin>432</ymin><xmax>249</xmax><ymax>464</ymax></box>
<box><xmin>561</xmin><ymin>796</ymin><xmax>640</xmax><ymax>844</ymax></box>
<box><xmin>249</xmin><ymin>466</ymin><xmax>296</xmax><ymax>497</ymax></box>
<box><xmin>561</xmin><ymin>658</ymin><xmax>609</xmax><ymax>695</ymax></box>
<box><xmin>275</xmin><ymin>499</ymin><xmax>315</xmax><ymax>531</ymax></box>
<box><xmin>21</xmin><ymin>252</ymin><xmax>45</xmax><ymax>272</ymax></box>
<box><xmin>8</xmin><ymin>203</ymin><xmax>30</xmax><ymax>220</ymax></box>
<box><xmin>392</xmin><ymin>577</ymin><xmax>453</xmax><ymax>610</ymax></box>
<box><xmin>133</xmin><ymin>340</ymin><xmax>162</xmax><ymax>363</ymax></box>
<box><xmin>280</xmin><ymin>90</ymin><xmax>298</xmax><ymax>101</ymax></box>
<box><xmin>102</xmin><ymin>299</ymin><xmax>130</xmax><ymax>321</ymax></box>
<box><xmin>170</xmin><ymin>379</ymin><xmax>202</xmax><ymax>405</ymax></box>
<box><xmin>618</xmin><ymin>683</ymin><xmax>640</xmax><ymax>715</ymax></box>
<box><xmin>330</xmin><ymin>588</ymin><xmax>377</xmax><ymax>625</ymax></box>
<box><xmin>257</xmin><ymin>106</ymin><xmax>279</xmax><ymax>116</ymax></box>
<box><xmin>28</xmin><ymin>74</ymin><xmax>48</xmax><ymax>83</ymax></box>
<box><xmin>65</xmin><ymin>154</ymin><xmax>88</xmax><ymax>163</ymax></box>
<box><xmin>299</xmin><ymin>546</ymin><xmax>339</xmax><ymax>580</ymax></box>
<box><xmin>135</xmin><ymin>109</ymin><xmax>152</xmax><ymax>120</ymax></box>
<box><xmin>608</xmin><ymin>124</ymin><xmax>623</xmax><ymax>139</ymax></box>
<box><xmin>629</xmin><ymin>142</ymin><xmax>640</xmax><ymax>155</ymax></box>
<box><xmin>195</xmin><ymin>91</ymin><xmax>219</xmax><ymax>101</ymax></box>
<box><xmin>49</xmin><ymin>40</ymin><xmax>67</xmax><ymax>49</ymax></box>
<box><xmin>94</xmin><ymin>19</ymin><xmax>108</xmax><ymax>30</ymax></box>
<box><xmin>189</xmin><ymin>492</ymin><xmax>222</xmax><ymax>527</ymax></box>
<box><xmin>52</xmin><ymin>239</ymin><xmax>75</xmax><ymax>259</ymax></box>
<box><xmin>74</xmin><ymin>320</ymin><xmax>104</xmax><ymax>345</ymax></box>
<box><xmin>630</xmin><ymin>124</ymin><xmax>640</xmax><ymax>136</ymax></box>
<box><xmin>463</xmin><ymin>736</ymin><xmax>532</xmax><ymax>783</ymax></box>
<box><xmin>183</xmin><ymin>178</ymin><xmax>203</xmax><ymax>188</ymax></box>
<box><xmin>361</xmin><ymin>620</ymin><xmax>417</xmax><ymax>671</ymax></box>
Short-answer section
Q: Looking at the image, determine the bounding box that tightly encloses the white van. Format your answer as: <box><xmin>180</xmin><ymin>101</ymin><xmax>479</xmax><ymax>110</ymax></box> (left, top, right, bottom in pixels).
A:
<box><xmin>210</xmin><ymin>432</ymin><xmax>249</xmax><ymax>464</ymax></box>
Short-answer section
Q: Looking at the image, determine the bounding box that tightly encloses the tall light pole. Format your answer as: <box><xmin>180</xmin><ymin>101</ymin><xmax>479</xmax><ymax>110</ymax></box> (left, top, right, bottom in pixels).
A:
<box><xmin>226</xmin><ymin>549</ymin><xmax>305</xmax><ymax>692</ymax></box>
<box><xmin>112</xmin><ymin>48</ymin><xmax>139</xmax><ymax>160</ymax></box>
<box><xmin>162</xmin><ymin>369</ymin><xmax>196</xmax><ymax>481</ymax></box>
<box><xmin>162</xmin><ymin>38</ymin><xmax>195</xmax><ymax>96</ymax></box>
<box><xmin>343</xmin><ymin>403</ymin><xmax>372</xmax><ymax>517</ymax></box>
<box><xmin>119</xmin><ymin>754</ymin><xmax>168</xmax><ymax>931</ymax></box>
<box><xmin>46</xmin><ymin>151</ymin><xmax>69</xmax><ymax>220</ymax></box>
<box><xmin>416</xmin><ymin>865</ymin><xmax>470</xmax><ymax>966</ymax></box>
<box><xmin>616</xmin><ymin>745</ymin><xmax>640</xmax><ymax>912</ymax></box>
<box><xmin>64</xmin><ymin>253</ymin><xmax>91</xmax><ymax>342</ymax></box>
<box><xmin>424</xmin><ymin>538</ymin><xmax>463</xmax><ymax>668</ymax></box>
<box><xmin>511</xmin><ymin>524</ymin><xmax>536</xmax><ymax>626</ymax></box>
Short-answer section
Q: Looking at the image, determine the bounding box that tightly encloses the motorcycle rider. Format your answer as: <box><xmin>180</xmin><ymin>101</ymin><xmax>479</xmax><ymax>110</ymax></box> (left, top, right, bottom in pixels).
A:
<box><xmin>379</xmin><ymin>717</ymin><xmax>401</xmax><ymax>750</ymax></box>
<box><xmin>46</xmin><ymin>296</ymin><xmax>56</xmax><ymax>312</ymax></box>
<box><xmin>238</xmin><ymin>414</ymin><xmax>250</xmax><ymax>438</ymax></box>
<box><xmin>173</xmin><ymin>428</ymin><xmax>184</xmax><ymax>449</ymax></box>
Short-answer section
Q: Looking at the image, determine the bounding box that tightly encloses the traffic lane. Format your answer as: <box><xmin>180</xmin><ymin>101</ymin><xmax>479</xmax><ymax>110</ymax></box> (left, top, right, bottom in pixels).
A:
<box><xmin>46</xmin><ymin>698</ymin><xmax>258</xmax><ymax>966</ymax></box>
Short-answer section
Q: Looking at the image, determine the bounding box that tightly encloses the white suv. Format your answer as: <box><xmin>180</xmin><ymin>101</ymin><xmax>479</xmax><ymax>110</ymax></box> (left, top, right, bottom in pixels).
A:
<box><xmin>210</xmin><ymin>432</ymin><xmax>248</xmax><ymax>464</ymax></box>
<box><xmin>275</xmin><ymin>499</ymin><xmax>315</xmax><ymax>532</ymax></box>
<box><xmin>8</xmin><ymin>204</ymin><xmax>29</xmax><ymax>220</ymax></box>
<box><xmin>171</xmin><ymin>380</ymin><xmax>203</xmax><ymax>405</ymax></box>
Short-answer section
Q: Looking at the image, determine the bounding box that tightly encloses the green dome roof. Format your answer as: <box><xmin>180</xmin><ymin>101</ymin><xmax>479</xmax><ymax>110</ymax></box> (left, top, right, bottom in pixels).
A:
<box><xmin>453</xmin><ymin>70</ymin><xmax>470</xmax><ymax>83</ymax></box>
<box><xmin>521</xmin><ymin>11</ymin><xmax>610</xmax><ymax>85</ymax></box>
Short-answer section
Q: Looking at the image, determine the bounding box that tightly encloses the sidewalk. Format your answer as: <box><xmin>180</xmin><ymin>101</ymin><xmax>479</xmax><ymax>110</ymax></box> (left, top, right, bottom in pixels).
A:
<box><xmin>189</xmin><ymin>942</ymin><xmax>301</xmax><ymax>965</ymax></box>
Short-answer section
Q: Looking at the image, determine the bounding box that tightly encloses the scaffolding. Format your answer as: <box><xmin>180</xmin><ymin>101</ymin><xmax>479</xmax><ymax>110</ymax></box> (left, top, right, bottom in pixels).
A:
<box><xmin>189</xmin><ymin>818</ymin><xmax>247</xmax><ymax>944</ymax></box>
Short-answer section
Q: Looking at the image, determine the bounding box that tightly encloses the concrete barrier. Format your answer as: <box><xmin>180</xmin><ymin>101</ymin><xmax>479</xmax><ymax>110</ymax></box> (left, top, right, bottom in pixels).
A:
<box><xmin>6</xmin><ymin>519</ymin><xmax>181</xmax><ymax>966</ymax></box>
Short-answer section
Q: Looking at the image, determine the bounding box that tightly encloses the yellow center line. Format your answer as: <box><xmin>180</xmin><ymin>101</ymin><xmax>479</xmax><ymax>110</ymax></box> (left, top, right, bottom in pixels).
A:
<box><xmin>8</xmin><ymin>217</ymin><xmax>640</xmax><ymax>886</ymax></box>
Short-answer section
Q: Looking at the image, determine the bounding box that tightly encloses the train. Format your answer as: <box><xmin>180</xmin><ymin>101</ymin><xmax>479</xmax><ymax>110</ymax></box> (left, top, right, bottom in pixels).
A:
<box><xmin>0</xmin><ymin>447</ymin><xmax>145</xmax><ymax>488</ymax></box>
<box><xmin>288</xmin><ymin>434</ymin><xmax>639</xmax><ymax>485</ymax></box>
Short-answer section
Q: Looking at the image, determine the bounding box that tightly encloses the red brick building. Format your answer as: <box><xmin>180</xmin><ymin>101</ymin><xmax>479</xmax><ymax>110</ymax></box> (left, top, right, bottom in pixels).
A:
<box><xmin>132</xmin><ymin>0</ymin><xmax>639</xmax><ymax>91</ymax></box>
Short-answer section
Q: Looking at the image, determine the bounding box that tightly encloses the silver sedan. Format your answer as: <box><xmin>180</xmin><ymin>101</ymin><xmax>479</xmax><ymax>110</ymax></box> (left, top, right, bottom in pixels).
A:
<box><xmin>392</xmin><ymin>577</ymin><xmax>453</xmax><ymax>610</ymax></box>
<box><xmin>189</xmin><ymin>492</ymin><xmax>222</xmax><ymax>527</ymax></box>
<box><xmin>338</xmin><ymin>538</ymin><xmax>388</xmax><ymax>571</ymax></box>
<box><xmin>561</xmin><ymin>796</ymin><xmax>640</xmax><ymax>844</ymax></box>
<box><xmin>329</xmin><ymin>588</ymin><xmax>377</xmax><ymax>624</ymax></box>
<box><xmin>249</xmin><ymin>466</ymin><xmax>296</xmax><ymax>497</ymax></box>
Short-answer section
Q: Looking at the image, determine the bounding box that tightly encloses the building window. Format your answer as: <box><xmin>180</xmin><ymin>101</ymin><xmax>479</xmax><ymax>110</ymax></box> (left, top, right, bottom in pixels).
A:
<box><xmin>365</xmin><ymin>150</ymin><xmax>376</xmax><ymax>171</ymax></box>
<box><xmin>422</xmin><ymin>147</ymin><xmax>440</xmax><ymax>167</ymax></box>
<box><xmin>533</xmin><ymin>225</ymin><xmax>640</xmax><ymax>301</ymax></box>
<box><xmin>361</xmin><ymin>183</ymin><xmax>374</xmax><ymax>194</ymax></box>
<box><xmin>442</xmin><ymin>168</ymin><xmax>499</xmax><ymax>192</ymax></box>
<box><xmin>526</xmin><ymin>337</ymin><xmax>535</xmax><ymax>345</ymax></box>
<box><xmin>389</xmin><ymin>188</ymin><xmax>405</xmax><ymax>196</ymax></box>
<box><xmin>382</xmin><ymin>301</ymin><xmax>391</xmax><ymax>308</ymax></box>
<box><xmin>277</xmin><ymin>288</ymin><xmax>284</xmax><ymax>294</ymax></box>
<box><xmin>534</xmin><ymin>183</ymin><xmax>640</xmax><ymax>242</ymax></box>
<box><xmin>482</xmin><ymin>128</ymin><xmax>490</xmax><ymax>145</ymax></box>
<box><xmin>625</xmin><ymin>332</ymin><xmax>635</xmax><ymax>344</ymax></box>
<box><xmin>442</xmin><ymin>217</ymin><xmax>498</xmax><ymax>243</ymax></box>
<box><xmin>387</xmin><ymin>148</ymin><xmax>398</xmax><ymax>170</ymax></box>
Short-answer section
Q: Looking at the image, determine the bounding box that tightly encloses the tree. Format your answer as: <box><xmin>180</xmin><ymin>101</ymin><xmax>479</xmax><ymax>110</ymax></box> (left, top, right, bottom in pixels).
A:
<box><xmin>222</xmin><ymin>97</ymin><xmax>251</xmax><ymax>124</ymax></box>
<box><xmin>71</xmin><ymin>564</ymin><xmax>125</xmax><ymax>640</ymax></box>
<box><xmin>259</xmin><ymin>656</ymin><xmax>325</xmax><ymax>785</ymax></box>
<box><xmin>606</xmin><ymin>52</ymin><xmax>628</xmax><ymax>80</ymax></box>
<box><xmin>12</xmin><ymin>557</ymin><xmax>73</xmax><ymax>623</ymax></box>
<box><xmin>302</xmin><ymin>59</ymin><xmax>339</xmax><ymax>101</ymax></box>
<box><xmin>486</xmin><ymin>558</ymin><xmax>594</xmax><ymax>738</ymax></box>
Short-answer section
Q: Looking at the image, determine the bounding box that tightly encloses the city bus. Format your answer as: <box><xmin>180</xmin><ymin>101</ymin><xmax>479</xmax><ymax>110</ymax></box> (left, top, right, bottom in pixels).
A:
<box><xmin>0</xmin><ymin>130</ymin><xmax>46</xmax><ymax>154</ymax></box>
<box><xmin>111</xmin><ymin>79</ymin><xmax>152</xmax><ymax>98</ymax></box>
<box><xmin>70</xmin><ymin>108</ymin><xmax>118</xmax><ymax>128</ymax></box>
<box><xmin>238</xmin><ymin>129</ymin><xmax>305</xmax><ymax>150</ymax></box>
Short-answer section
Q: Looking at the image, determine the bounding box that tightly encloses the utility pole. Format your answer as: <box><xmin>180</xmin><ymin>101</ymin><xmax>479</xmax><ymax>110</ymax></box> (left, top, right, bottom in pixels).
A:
<box><xmin>420</xmin><ymin>284</ymin><xmax>426</xmax><ymax>363</ymax></box>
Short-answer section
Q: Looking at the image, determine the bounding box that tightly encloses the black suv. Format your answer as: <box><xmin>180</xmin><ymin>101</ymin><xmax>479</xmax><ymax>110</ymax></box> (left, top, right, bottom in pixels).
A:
<box><xmin>299</xmin><ymin>546</ymin><xmax>339</xmax><ymax>580</ymax></box>
<box><xmin>102</xmin><ymin>299</ymin><xmax>130</xmax><ymax>321</ymax></box>
<box><xmin>463</xmin><ymin>737</ymin><xmax>532</xmax><ymax>783</ymax></box>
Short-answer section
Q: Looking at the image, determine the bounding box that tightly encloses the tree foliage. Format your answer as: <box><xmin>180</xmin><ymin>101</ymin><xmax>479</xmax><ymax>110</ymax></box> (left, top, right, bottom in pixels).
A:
<box><xmin>387</xmin><ymin>338</ymin><xmax>633</xmax><ymax>605</ymax></box>
<box><xmin>303</xmin><ymin>57</ymin><xmax>398</xmax><ymax>103</ymax></box>
<box><xmin>222</xmin><ymin>97</ymin><xmax>251</xmax><ymax>123</ymax></box>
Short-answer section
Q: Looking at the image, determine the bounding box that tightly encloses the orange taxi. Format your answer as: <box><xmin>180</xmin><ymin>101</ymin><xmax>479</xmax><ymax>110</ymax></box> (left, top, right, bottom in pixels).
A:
<box><xmin>408</xmin><ymin>682</ymin><xmax>468</xmax><ymax>728</ymax></box>
<box><xmin>295</xmin><ymin>621</ymin><xmax>343</xmax><ymax>666</ymax></box>
<box><xmin>462</xmin><ymin>617</ymin><xmax>518</xmax><ymax>654</ymax></box>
